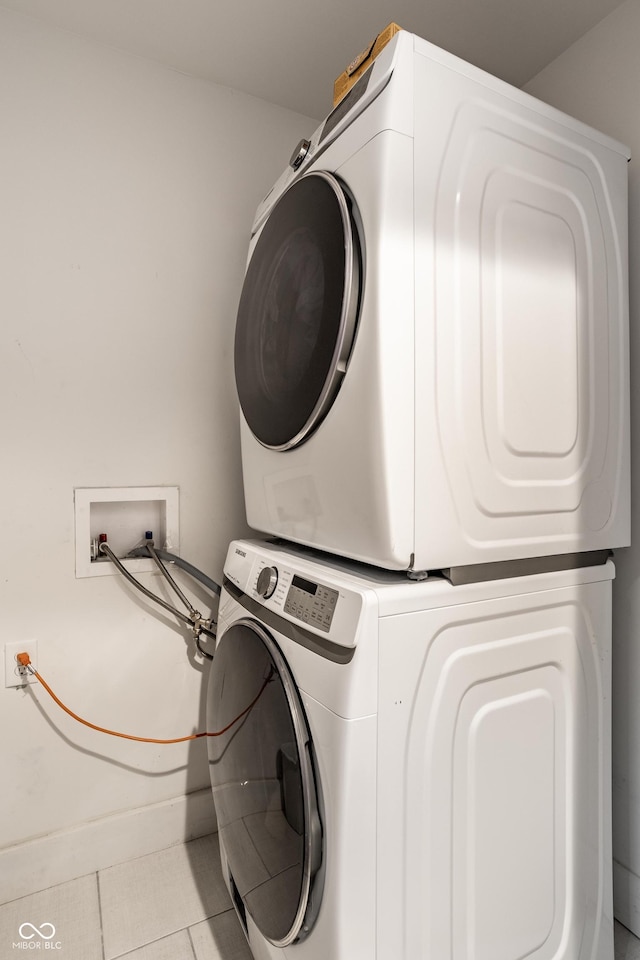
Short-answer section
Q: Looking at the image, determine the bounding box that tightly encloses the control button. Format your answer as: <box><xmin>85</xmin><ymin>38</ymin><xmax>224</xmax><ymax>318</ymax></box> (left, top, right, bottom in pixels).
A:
<box><xmin>256</xmin><ymin>565</ymin><xmax>279</xmax><ymax>599</ymax></box>
<box><xmin>289</xmin><ymin>138</ymin><xmax>311</xmax><ymax>169</ymax></box>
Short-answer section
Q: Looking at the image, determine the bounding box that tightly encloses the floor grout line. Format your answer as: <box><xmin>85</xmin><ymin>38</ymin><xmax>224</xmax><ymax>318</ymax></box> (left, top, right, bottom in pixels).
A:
<box><xmin>96</xmin><ymin>870</ymin><xmax>106</xmax><ymax>960</ymax></box>
<box><xmin>106</xmin><ymin>908</ymin><xmax>240</xmax><ymax>960</ymax></box>
<box><xmin>110</xmin><ymin>931</ymin><xmax>195</xmax><ymax>960</ymax></box>
<box><xmin>186</xmin><ymin>923</ymin><xmax>198</xmax><ymax>960</ymax></box>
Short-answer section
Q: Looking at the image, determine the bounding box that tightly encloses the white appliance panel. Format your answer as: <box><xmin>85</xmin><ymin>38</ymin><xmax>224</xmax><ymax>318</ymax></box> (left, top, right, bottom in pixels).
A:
<box><xmin>209</xmin><ymin>540</ymin><xmax>614</xmax><ymax>960</ymax></box>
<box><xmin>236</xmin><ymin>32</ymin><xmax>629</xmax><ymax>572</ymax></box>
<box><xmin>376</xmin><ymin>574</ymin><xmax>613</xmax><ymax>960</ymax></box>
<box><xmin>241</xmin><ymin>128</ymin><xmax>416</xmax><ymax>568</ymax></box>
<box><xmin>414</xmin><ymin>48</ymin><xmax>630</xmax><ymax>565</ymax></box>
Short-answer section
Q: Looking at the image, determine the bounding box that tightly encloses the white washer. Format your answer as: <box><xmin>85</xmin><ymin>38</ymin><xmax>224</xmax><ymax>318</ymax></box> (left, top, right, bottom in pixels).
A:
<box><xmin>235</xmin><ymin>30</ymin><xmax>630</xmax><ymax>574</ymax></box>
<box><xmin>207</xmin><ymin>538</ymin><xmax>615</xmax><ymax>960</ymax></box>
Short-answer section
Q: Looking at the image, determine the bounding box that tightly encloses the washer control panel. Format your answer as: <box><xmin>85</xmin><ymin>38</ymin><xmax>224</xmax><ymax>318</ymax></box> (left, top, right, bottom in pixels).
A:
<box><xmin>284</xmin><ymin>574</ymin><xmax>338</xmax><ymax>633</ymax></box>
<box><xmin>224</xmin><ymin>540</ymin><xmax>367</xmax><ymax>649</ymax></box>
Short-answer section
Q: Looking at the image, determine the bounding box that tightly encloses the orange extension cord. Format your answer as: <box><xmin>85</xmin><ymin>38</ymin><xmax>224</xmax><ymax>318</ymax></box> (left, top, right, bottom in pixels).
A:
<box><xmin>16</xmin><ymin>652</ymin><xmax>271</xmax><ymax>744</ymax></box>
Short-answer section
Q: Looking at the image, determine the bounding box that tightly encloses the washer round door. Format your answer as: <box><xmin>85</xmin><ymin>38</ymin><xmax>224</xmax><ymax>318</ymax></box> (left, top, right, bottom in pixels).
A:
<box><xmin>207</xmin><ymin>618</ymin><xmax>323</xmax><ymax>945</ymax></box>
<box><xmin>234</xmin><ymin>171</ymin><xmax>362</xmax><ymax>450</ymax></box>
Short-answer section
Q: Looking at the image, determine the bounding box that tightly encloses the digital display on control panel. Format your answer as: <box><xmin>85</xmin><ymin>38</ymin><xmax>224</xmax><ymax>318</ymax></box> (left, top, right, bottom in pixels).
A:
<box><xmin>291</xmin><ymin>574</ymin><xmax>317</xmax><ymax>595</ymax></box>
<box><xmin>319</xmin><ymin>69</ymin><xmax>371</xmax><ymax>145</ymax></box>
<box><xmin>284</xmin><ymin>575</ymin><xmax>338</xmax><ymax>632</ymax></box>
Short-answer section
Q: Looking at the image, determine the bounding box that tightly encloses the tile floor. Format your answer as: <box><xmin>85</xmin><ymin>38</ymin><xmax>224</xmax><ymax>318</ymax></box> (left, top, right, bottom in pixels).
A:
<box><xmin>1</xmin><ymin>833</ymin><xmax>639</xmax><ymax>959</ymax></box>
<box><xmin>0</xmin><ymin>835</ymin><xmax>251</xmax><ymax>960</ymax></box>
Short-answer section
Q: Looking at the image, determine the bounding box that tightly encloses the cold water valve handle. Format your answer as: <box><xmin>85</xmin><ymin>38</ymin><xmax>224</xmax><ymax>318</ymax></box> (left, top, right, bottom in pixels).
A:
<box><xmin>257</xmin><ymin>565</ymin><xmax>278</xmax><ymax>599</ymax></box>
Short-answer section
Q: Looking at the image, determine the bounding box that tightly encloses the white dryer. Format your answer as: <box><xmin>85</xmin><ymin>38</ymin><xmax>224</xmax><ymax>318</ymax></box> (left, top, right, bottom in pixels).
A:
<box><xmin>206</xmin><ymin>538</ymin><xmax>615</xmax><ymax>960</ymax></box>
<box><xmin>235</xmin><ymin>30</ymin><xmax>630</xmax><ymax>574</ymax></box>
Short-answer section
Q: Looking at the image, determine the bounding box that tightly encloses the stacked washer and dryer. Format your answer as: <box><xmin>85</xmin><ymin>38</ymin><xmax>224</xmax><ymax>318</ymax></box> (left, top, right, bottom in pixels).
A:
<box><xmin>207</xmin><ymin>29</ymin><xmax>630</xmax><ymax>960</ymax></box>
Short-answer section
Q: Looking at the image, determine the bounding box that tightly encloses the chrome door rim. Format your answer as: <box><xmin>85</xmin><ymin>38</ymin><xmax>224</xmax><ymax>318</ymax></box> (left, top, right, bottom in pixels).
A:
<box><xmin>236</xmin><ymin>170</ymin><xmax>362</xmax><ymax>452</ymax></box>
<box><xmin>266</xmin><ymin>172</ymin><xmax>360</xmax><ymax>451</ymax></box>
<box><xmin>226</xmin><ymin>617</ymin><xmax>323</xmax><ymax>946</ymax></box>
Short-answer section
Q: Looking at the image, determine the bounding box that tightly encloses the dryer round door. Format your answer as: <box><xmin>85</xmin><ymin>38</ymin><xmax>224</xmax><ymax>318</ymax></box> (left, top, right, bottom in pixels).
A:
<box><xmin>235</xmin><ymin>171</ymin><xmax>362</xmax><ymax>450</ymax></box>
<box><xmin>207</xmin><ymin>618</ymin><xmax>323</xmax><ymax>946</ymax></box>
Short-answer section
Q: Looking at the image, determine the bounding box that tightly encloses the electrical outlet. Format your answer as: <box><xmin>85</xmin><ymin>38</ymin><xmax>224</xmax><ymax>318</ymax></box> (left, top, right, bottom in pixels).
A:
<box><xmin>5</xmin><ymin>640</ymin><xmax>38</xmax><ymax>687</ymax></box>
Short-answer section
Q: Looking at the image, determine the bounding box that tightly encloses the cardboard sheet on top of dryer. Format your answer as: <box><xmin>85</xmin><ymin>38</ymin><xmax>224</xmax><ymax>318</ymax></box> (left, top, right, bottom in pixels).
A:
<box><xmin>333</xmin><ymin>22</ymin><xmax>403</xmax><ymax>106</ymax></box>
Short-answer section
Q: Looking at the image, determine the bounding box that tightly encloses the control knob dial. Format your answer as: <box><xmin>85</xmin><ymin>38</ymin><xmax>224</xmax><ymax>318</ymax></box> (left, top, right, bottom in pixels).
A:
<box><xmin>289</xmin><ymin>138</ymin><xmax>311</xmax><ymax>170</ymax></box>
<box><xmin>256</xmin><ymin>565</ymin><xmax>278</xmax><ymax>599</ymax></box>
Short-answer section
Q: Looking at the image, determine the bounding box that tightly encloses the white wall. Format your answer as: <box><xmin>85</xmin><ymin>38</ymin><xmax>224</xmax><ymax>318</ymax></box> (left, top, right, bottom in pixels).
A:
<box><xmin>0</xmin><ymin>7</ymin><xmax>315</xmax><ymax>901</ymax></box>
<box><xmin>525</xmin><ymin>0</ymin><xmax>640</xmax><ymax>933</ymax></box>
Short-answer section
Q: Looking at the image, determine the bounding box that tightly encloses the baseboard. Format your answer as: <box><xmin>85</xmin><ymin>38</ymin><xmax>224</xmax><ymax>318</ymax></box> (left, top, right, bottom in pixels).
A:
<box><xmin>614</xmin><ymin>857</ymin><xmax>640</xmax><ymax>936</ymax></box>
<box><xmin>0</xmin><ymin>788</ymin><xmax>217</xmax><ymax>905</ymax></box>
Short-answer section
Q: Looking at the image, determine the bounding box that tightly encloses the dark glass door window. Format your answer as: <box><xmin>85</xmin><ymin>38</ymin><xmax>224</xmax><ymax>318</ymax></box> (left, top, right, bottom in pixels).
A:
<box><xmin>207</xmin><ymin>619</ymin><xmax>323</xmax><ymax>945</ymax></box>
<box><xmin>235</xmin><ymin>171</ymin><xmax>362</xmax><ymax>450</ymax></box>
